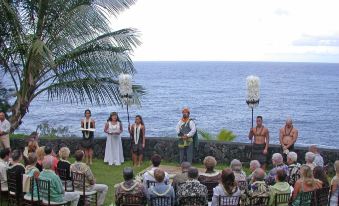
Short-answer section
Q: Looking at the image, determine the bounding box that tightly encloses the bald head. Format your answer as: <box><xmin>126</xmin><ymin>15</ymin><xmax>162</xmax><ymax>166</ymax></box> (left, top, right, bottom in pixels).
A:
<box><xmin>253</xmin><ymin>168</ymin><xmax>266</xmax><ymax>181</ymax></box>
<box><xmin>286</xmin><ymin>118</ymin><xmax>293</xmax><ymax>128</ymax></box>
<box><xmin>309</xmin><ymin>145</ymin><xmax>318</xmax><ymax>154</ymax></box>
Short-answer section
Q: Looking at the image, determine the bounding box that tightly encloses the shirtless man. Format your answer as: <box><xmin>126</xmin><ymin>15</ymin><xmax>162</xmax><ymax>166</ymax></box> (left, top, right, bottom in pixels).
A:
<box><xmin>279</xmin><ymin>118</ymin><xmax>298</xmax><ymax>161</ymax></box>
<box><xmin>249</xmin><ymin>116</ymin><xmax>270</xmax><ymax>169</ymax></box>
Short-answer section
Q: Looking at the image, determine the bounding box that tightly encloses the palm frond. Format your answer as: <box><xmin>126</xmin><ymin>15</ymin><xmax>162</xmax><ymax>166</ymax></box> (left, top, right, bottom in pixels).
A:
<box><xmin>216</xmin><ymin>129</ymin><xmax>236</xmax><ymax>142</ymax></box>
<box><xmin>197</xmin><ymin>129</ymin><xmax>213</xmax><ymax>141</ymax></box>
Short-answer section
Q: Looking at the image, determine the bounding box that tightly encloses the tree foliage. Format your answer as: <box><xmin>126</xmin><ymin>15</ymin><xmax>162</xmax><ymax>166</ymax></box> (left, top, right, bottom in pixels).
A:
<box><xmin>0</xmin><ymin>0</ymin><xmax>144</xmax><ymax>132</ymax></box>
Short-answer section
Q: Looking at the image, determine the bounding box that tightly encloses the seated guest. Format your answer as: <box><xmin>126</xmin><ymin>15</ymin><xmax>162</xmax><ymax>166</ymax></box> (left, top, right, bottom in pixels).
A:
<box><xmin>330</xmin><ymin>160</ymin><xmax>339</xmax><ymax>206</ymax></box>
<box><xmin>24</xmin><ymin>153</ymin><xmax>40</xmax><ymax>199</ymax></box>
<box><xmin>115</xmin><ymin>167</ymin><xmax>147</xmax><ymax>206</ymax></box>
<box><xmin>0</xmin><ymin>148</ymin><xmax>10</xmax><ymax>191</ymax></box>
<box><xmin>230</xmin><ymin>159</ymin><xmax>246</xmax><ymax>182</ymax></box>
<box><xmin>248</xmin><ymin>168</ymin><xmax>270</xmax><ymax>198</ymax></box>
<box><xmin>198</xmin><ymin>156</ymin><xmax>221</xmax><ymax>183</ymax></box>
<box><xmin>70</xmin><ymin>150</ymin><xmax>108</xmax><ymax>206</ymax></box>
<box><xmin>57</xmin><ymin>147</ymin><xmax>71</xmax><ymax>180</ymax></box>
<box><xmin>309</xmin><ymin>145</ymin><xmax>324</xmax><ymax>167</ymax></box>
<box><xmin>287</xmin><ymin>152</ymin><xmax>301</xmax><ymax>187</ymax></box>
<box><xmin>211</xmin><ymin>168</ymin><xmax>241</xmax><ymax>206</ymax></box>
<box><xmin>36</xmin><ymin>147</ymin><xmax>45</xmax><ymax>172</ymax></box>
<box><xmin>313</xmin><ymin>166</ymin><xmax>329</xmax><ymax>188</ymax></box>
<box><xmin>172</xmin><ymin>161</ymin><xmax>191</xmax><ymax>191</ymax></box>
<box><xmin>177</xmin><ymin>167</ymin><xmax>208</xmax><ymax>206</ymax></box>
<box><xmin>305</xmin><ymin>152</ymin><xmax>316</xmax><ymax>171</ymax></box>
<box><xmin>7</xmin><ymin>150</ymin><xmax>25</xmax><ymax>200</ymax></box>
<box><xmin>291</xmin><ymin>165</ymin><xmax>322</xmax><ymax>205</ymax></box>
<box><xmin>266</xmin><ymin>153</ymin><xmax>289</xmax><ymax>185</ymax></box>
<box><xmin>247</xmin><ymin>160</ymin><xmax>261</xmax><ymax>184</ymax></box>
<box><xmin>23</xmin><ymin>140</ymin><xmax>39</xmax><ymax>165</ymax></box>
<box><xmin>148</xmin><ymin>169</ymin><xmax>175</xmax><ymax>206</ymax></box>
<box><xmin>44</xmin><ymin>146</ymin><xmax>58</xmax><ymax>172</ymax></box>
<box><xmin>268</xmin><ymin>169</ymin><xmax>291</xmax><ymax>206</ymax></box>
<box><xmin>142</xmin><ymin>154</ymin><xmax>169</xmax><ymax>188</ymax></box>
<box><xmin>40</xmin><ymin>156</ymin><xmax>80</xmax><ymax>206</ymax></box>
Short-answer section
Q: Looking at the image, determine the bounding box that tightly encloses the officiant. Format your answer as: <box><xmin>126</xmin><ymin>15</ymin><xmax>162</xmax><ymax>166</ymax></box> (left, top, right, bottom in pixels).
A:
<box><xmin>81</xmin><ymin>109</ymin><xmax>95</xmax><ymax>165</ymax></box>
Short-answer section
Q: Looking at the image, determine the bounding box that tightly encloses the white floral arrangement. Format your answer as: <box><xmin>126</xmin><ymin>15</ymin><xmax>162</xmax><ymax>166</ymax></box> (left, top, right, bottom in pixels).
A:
<box><xmin>246</xmin><ymin>75</ymin><xmax>260</xmax><ymax>108</ymax></box>
<box><xmin>118</xmin><ymin>73</ymin><xmax>133</xmax><ymax>97</ymax></box>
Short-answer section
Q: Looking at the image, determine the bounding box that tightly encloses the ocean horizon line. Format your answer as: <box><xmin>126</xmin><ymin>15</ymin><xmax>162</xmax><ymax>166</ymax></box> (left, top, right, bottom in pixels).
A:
<box><xmin>134</xmin><ymin>60</ymin><xmax>339</xmax><ymax>64</ymax></box>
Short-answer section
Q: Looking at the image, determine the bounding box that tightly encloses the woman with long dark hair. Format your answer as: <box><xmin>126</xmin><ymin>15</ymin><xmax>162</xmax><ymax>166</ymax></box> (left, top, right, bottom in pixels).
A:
<box><xmin>128</xmin><ymin>115</ymin><xmax>146</xmax><ymax>167</ymax></box>
<box><xmin>313</xmin><ymin>166</ymin><xmax>330</xmax><ymax>188</ymax></box>
<box><xmin>211</xmin><ymin>168</ymin><xmax>241</xmax><ymax>206</ymax></box>
<box><xmin>104</xmin><ymin>112</ymin><xmax>124</xmax><ymax>166</ymax></box>
<box><xmin>81</xmin><ymin>109</ymin><xmax>95</xmax><ymax>165</ymax></box>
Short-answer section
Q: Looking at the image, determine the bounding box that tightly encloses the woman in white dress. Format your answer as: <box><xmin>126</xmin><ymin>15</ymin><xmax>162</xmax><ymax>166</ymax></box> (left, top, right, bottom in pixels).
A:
<box><xmin>104</xmin><ymin>112</ymin><xmax>124</xmax><ymax>166</ymax></box>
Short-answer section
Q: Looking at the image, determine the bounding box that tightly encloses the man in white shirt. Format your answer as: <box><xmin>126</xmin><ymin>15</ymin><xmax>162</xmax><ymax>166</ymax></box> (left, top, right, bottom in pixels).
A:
<box><xmin>309</xmin><ymin>145</ymin><xmax>324</xmax><ymax>167</ymax></box>
<box><xmin>0</xmin><ymin>112</ymin><xmax>10</xmax><ymax>149</ymax></box>
<box><xmin>0</xmin><ymin>148</ymin><xmax>10</xmax><ymax>191</ymax></box>
<box><xmin>176</xmin><ymin>107</ymin><xmax>196</xmax><ymax>163</ymax></box>
<box><xmin>142</xmin><ymin>154</ymin><xmax>169</xmax><ymax>189</ymax></box>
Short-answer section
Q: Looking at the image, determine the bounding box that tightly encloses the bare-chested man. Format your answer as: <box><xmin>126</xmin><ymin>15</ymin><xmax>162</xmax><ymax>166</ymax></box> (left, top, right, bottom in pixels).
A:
<box><xmin>279</xmin><ymin>118</ymin><xmax>298</xmax><ymax>161</ymax></box>
<box><xmin>248</xmin><ymin>116</ymin><xmax>269</xmax><ymax>169</ymax></box>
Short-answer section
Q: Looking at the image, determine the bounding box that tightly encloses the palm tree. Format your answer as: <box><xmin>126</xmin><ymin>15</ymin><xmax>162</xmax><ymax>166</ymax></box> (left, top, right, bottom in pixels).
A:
<box><xmin>0</xmin><ymin>0</ymin><xmax>144</xmax><ymax>132</ymax></box>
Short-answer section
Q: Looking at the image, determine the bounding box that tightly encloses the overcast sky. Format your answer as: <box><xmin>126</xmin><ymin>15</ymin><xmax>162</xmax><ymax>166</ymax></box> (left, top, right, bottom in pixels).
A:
<box><xmin>112</xmin><ymin>0</ymin><xmax>339</xmax><ymax>63</ymax></box>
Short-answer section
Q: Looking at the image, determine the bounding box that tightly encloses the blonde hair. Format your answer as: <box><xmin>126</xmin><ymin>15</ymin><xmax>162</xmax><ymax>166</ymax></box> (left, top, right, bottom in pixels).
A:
<box><xmin>36</xmin><ymin>147</ymin><xmax>46</xmax><ymax>161</ymax></box>
<box><xmin>28</xmin><ymin>141</ymin><xmax>39</xmax><ymax>153</ymax></box>
<box><xmin>300</xmin><ymin>164</ymin><xmax>316</xmax><ymax>186</ymax></box>
<box><xmin>334</xmin><ymin>160</ymin><xmax>339</xmax><ymax>174</ymax></box>
<box><xmin>58</xmin><ymin>147</ymin><xmax>70</xmax><ymax>160</ymax></box>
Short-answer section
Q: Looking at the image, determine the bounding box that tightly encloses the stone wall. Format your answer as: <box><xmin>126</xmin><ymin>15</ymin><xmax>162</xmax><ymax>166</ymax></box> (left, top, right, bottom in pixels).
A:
<box><xmin>10</xmin><ymin>137</ymin><xmax>339</xmax><ymax>168</ymax></box>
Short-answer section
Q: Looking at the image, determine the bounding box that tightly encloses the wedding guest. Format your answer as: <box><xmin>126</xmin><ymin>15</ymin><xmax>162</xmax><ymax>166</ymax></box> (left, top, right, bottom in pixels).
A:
<box><xmin>115</xmin><ymin>167</ymin><xmax>147</xmax><ymax>206</ymax></box>
<box><xmin>24</xmin><ymin>153</ymin><xmax>40</xmax><ymax>199</ymax></box>
<box><xmin>330</xmin><ymin>160</ymin><xmax>339</xmax><ymax>206</ymax></box>
<box><xmin>247</xmin><ymin>160</ymin><xmax>261</xmax><ymax>184</ymax></box>
<box><xmin>287</xmin><ymin>151</ymin><xmax>301</xmax><ymax>187</ymax></box>
<box><xmin>0</xmin><ymin>148</ymin><xmax>10</xmax><ymax>191</ymax></box>
<box><xmin>172</xmin><ymin>162</ymin><xmax>191</xmax><ymax>192</ymax></box>
<box><xmin>104</xmin><ymin>112</ymin><xmax>124</xmax><ymax>166</ymax></box>
<box><xmin>7</xmin><ymin>150</ymin><xmax>25</xmax><ymax>200</ymax></box>
<box><xmin>309</xmin><ymin>145</ymin><xmax>324</xmax><ymax>167</ymax></box>
<box><xmin>198</xmin><ymin>156</ymin><xmax>221</xmax><ymax>183</ymax></box>
<box><xmin>230</xmin><ymin>159</ymin><xmax>246</xmax><ymax>182</ymax></box>
<box><xmin>57</xmin><ymin>147</ymin><xmax>72</xmax><ymax>180</ymax></box>
<box><xmin>268</xmin><ymin>169</ymin><xmax>291</xmax><ymax>206</ymax></box>
<box><xmin>291</xmin><ymin>165</ymin><xmax>322</xmax><ymax>205</ymax></box>
<box><xmin>129</xmin><ymin>115</ymin><xmax>146</xmax><ymax>167</ymax></box>
<box><xmin>70</xmin><ymin>150</ymin><xmax>108</xmax><ymax>206</ymax></box>
<box><xmin>305</xmin><ymin>152</ymin><xmax>316</xmax><ymax>171</ymax></box>
<box><xmin>81</xmin><ymin>109</ymin><xmax>95</xmax><ymax>165</ymax></box>
<box><xmin>211</xmin><ymin>168</ymin><xmax>241</xmax><ymax>206</ymax></box>
<box><xmin>142</xmin><ymin>154</ymin><xmax>169</xmax><ymax>188</ymax></box>
<box><xmin>36</xmin><ymin>147</ymin><xmax>45</xmax><ymax>172</ymax></box>
<box><xmin>40</xmin><ymin>156</ymin><xmax>80</xmax><ymax>206</ymax></box>
<box><xmin>177</xmin><ymin>167</ymin><xmax>208</xmax><ymax>206</ymax></box>
<box><xmin>266</xmin><ymin>153</ymin><xmax>289</xmax><ymax>185</ymax></box>
<box><xmin>313</xmin><ymin>166</ymin><xmax>329</xmax><ymax>188</ymax></box>
<box><xmin>44</xmin><ymin>146</ymin><xmax>58</xmax><ymax>172</ymax></box>
<box><xmin>0</xmin><ymin>112</ymin><xmax>10</xmax><ymax>150</ymax></box>
<box><xmin>147</xmin><ymin>169</ymin><xmax>175</xmax><ymax>206</ymax></box>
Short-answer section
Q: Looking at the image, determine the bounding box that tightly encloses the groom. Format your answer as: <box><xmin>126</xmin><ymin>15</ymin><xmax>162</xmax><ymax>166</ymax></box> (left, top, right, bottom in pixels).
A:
<box><xmin>176</xmin><ymin>107</ymin><xmax>197</xmax><ymax>163</ymax></box>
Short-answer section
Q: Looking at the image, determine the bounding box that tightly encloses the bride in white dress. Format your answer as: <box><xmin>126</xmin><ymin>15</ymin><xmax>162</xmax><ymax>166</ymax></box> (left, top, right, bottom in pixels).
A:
<box><xmin>104</xmin><ymin>112</ymin><xmax>124</xmax><ymax>166</ymax></box>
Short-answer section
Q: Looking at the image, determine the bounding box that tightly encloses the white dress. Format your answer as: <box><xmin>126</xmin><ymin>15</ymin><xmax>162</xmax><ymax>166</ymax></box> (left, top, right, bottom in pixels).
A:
<box><xmin>104</xmin><ymin>121</ymin><xmax>124</xmax><ymax>165</ymax></box>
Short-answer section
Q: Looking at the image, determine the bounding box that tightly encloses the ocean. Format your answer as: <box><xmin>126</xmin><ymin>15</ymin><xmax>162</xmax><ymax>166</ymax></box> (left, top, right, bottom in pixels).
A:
<box><xmin>15</xmin><ymin>61</ymin><xmax>339</xmax><ymax>148</ymax></box>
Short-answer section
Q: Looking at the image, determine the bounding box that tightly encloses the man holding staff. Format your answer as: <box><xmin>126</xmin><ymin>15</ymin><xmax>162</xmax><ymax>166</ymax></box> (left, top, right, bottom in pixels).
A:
<box><xmin>249</xmin><ymin>116</ymin><xmax>269</xmax><ymax>169</ymax></box>
<box><xmin>279</xmin><ymin>118</ymin><xmax>298</xmax><ymax>161</ymax></box>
